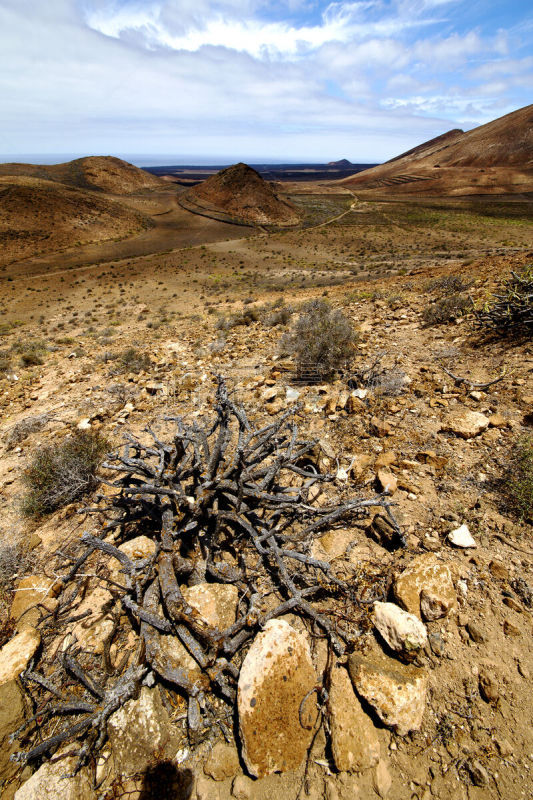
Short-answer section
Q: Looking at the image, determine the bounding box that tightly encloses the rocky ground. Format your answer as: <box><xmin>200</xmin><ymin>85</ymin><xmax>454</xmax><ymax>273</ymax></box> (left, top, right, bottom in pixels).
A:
<box><xmin>0</xmin><ymin>237</ymin><xmax>532</xmax><ymax>800</ymax></box>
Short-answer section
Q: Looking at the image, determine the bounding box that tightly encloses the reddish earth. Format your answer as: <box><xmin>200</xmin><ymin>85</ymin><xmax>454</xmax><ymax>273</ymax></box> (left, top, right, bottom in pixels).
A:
<box><xmin>183</xmin><ymin>162</ymin><xmax>301</xmax><ymax>226</ymax></box>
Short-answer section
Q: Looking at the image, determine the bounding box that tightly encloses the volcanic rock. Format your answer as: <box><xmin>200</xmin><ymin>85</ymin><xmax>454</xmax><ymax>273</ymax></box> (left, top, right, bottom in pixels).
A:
<box><xmin>184</xmin><ymin>163</ymin><xmax>300</xmax><ymax>226</ymax></box>
<box><xmin>237</xmin><ymin>619</ymin><xmax>317</xmax><ymax>777</ymax></box>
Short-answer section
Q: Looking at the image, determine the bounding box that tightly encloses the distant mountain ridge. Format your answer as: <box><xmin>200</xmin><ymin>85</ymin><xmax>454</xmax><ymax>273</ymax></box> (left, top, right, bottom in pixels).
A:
<box><xmin>340</xmin><ymin>104</ymin><xmax>533</xmax><ymax>196</ymax></box>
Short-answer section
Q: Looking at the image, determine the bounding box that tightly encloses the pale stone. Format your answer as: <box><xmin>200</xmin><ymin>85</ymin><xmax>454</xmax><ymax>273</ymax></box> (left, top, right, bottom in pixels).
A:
<box><xmin>374</xmin><ymin>759</ymin><xmax>392</xmax><ymax>798</ymax></box>
<box><xmin>107</xmin><ymin>687</ymin><xmax>177</xmax><ymax>775</ymax></box>
<box><xmin>373</xmin><ymin>602</ymin><xmax>427</xmax><ymax>657</ymax></box>
<box><xmin>77</xmin><ymin>418</ymin><xmax>92</xmax><ymax>430</ymax></box>
<box><xmin>348</xmin><ymin>653</ymin><xmax>428</xmax><ymax>737</ymax></box>
<box><xmin>375</xmin><ymin>451</ymin><xmax>397</xmax><ymax>469</ymax></box>
<box><xmin>10</xmin><ymin>576</ymin><xmax>61</xmax><ymax>630</ymax></box>
<box><xmin>327</xmin><ymin>663</ymin><xmax>380</xmax><ymax>772</ymax></box>
<box><xmin>394</xmin><ymin>554</ymin><xmax>456</xmax><ymax>621</ymax></box>
<box><xmin>0</xmin><ymin>628</ymin><xmax>40</xmax><ymax>684</ymax></box>
<box><xmin>118</xmin><ymin>536</ymin><xmax>156</xmax><ymax>561</ymax></box>
<box><xmin>14</xmin><ymin>757</ymin><xmax>96</xmax><ymax>800</ymax></box>
<box><xmin>286</xmin><ymin>387</ymin><xmax>300</xmax><ymax>402</ymax></box>
<box><xmin>448</xmin><ymin>524</ymin><xmax>476</xmax><ymax>548</ymax></box>
<box><xmin>440</xmin><ymin>410</ymin><xmax>489</xmax><ymax>439</ymax></box>
<box><xmin>377</xmin><ymin>469</ymin><xmax>397</xmax><ymax>495</ymax></box>
<box><xmin>237</xmin><ymin>619</ymin><xmax>316</xmax><ymax>777</ymax></box>
<box><xmin>204</xmin><ymin>742</ymin><xmax>240</xmax><ymax>781</ymax></box>
<box><xmin>232</xmin><ymin>774</ymin><xmax>254</xmax><ymax>800</ymax></box>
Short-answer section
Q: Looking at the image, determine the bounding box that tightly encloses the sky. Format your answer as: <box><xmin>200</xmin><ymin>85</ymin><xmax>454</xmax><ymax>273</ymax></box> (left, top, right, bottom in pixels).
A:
<box><xmin>0</xmin><ymin>0</ymin><xmax>531</xmax><ymax>164</ymax></box>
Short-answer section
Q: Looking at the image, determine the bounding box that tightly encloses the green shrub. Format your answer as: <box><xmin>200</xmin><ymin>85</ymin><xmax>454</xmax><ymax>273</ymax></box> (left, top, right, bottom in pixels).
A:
<box><xmin>280</xmin><ymin>298</ymin><xmax>357</xmax><ymax>379</ymax></box>
<box><xmin>0</xmin><ymin>350</ymin><xmax>11</xmax><ymax>374</ymax></box>
<box><xmin>422</xmin><ymin>293</ymin><xmax>470</xmax><ymax>326</ymax></box>
<box><xmin>114</xmin><ymin>347</ymin><xmax>152</xmax><ymax>374</ymax></box>
<box><xmin>503</xmin><ymin>437</ymin><xmax>533</xmax><ymax>521</ymax></box>
<box><xmin>474</xmin><ymin>265</ymin><xmax>533</xmax><ymax>336</ymax></box>
<box><xmin>11</xmin><ymin>338</ymin><xmax>48</xmax><ymax>366</ymax></box>
<box><xmin>21</xmin><ymin>430</ymin><xmax>110</xmax><ymax>517</ymax></box>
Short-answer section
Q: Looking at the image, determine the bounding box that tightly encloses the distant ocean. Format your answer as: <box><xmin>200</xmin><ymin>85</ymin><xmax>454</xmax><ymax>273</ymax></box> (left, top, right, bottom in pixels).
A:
<box><xmin>0</xmin><ymin>153</ymin><xmax>318</xmax><ymax>168</ymax></box>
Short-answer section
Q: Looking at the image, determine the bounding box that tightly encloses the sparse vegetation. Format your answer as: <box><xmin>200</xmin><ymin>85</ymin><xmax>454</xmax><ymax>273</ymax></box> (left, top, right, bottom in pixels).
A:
<box><xmin>112</xmin><ymin>347</ymin><xmax>152</xmax><ymax>374</ymax></box>
<box><xmin>280</xmin><ymin>298</ymin><xmax>357</xmax><ymax>378</ymax></box>
<box><xmin>11</xmin><ymin>338</ymin><xmax>48</xmax><ymax>366</ymax></box>
<box><xmin>475</xmin><ymin>265</ymin><xmax>533</xmax><ymax>335</ymax></box>
<box><xmin>21</xmin><ymin>430</ymin><xmax>110</xmax><ymax>517</ymax></box>
<box><xmin>422</xmin><ymin>293</ymin><xmax>471</xmax><ymax>326</ymax></box>
<box><xmin>502</xmin><ymin>437</ymin><xmax>533</xmax><ymax>521</ymax></box>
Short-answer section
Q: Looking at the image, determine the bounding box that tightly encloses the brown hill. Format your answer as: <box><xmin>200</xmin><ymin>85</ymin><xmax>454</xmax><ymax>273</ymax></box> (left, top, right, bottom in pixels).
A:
<box><xmin>0</xmin><ymin>176</ymin><xmax>151</xmax><ymax>265</ymax></box>
<box><xmin>183</xmin><ymin>163</ymin><xmax>300</xmax><ymax>226</ymax></box>
<box><xmin>0</xmin><ymin>156</ymin><xmax>161</xmax><ymax>194</ymax></box>
<box><xmin>340</xmin><ymin>104</ymin><xmax>533</xmax><ymax>196</ymax></box>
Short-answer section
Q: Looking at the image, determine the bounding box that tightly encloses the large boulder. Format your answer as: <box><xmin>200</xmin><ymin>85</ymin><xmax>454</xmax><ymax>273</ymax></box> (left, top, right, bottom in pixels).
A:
<box><xmin>348</xmin><ymin>653</ymin><xmax>428</xmax><ymax>737</ymax></box>
<box><xmin>394</xmin><ymin>554</ymin><xmax>456</xmax><ymax>621</ymax></box>
<box><xmin>237</xmin><ymin>619</ymin><xmax>317</xmax><ymax>777</ymax></box>
<box><xmin>327</xmin><ymin>663</ymin><xmax>380</xmax><ymax>772</ymax></box>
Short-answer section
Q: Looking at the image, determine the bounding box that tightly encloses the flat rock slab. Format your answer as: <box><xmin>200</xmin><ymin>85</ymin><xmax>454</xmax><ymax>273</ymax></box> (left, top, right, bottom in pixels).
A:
<box><xmin>327</xmin><ymin>663</ymin><xmax>380</xmax><ymax>772</ymax></box>
<box><xmin>237</xmin><ymin>619</ymin><xmax>317</xmax><ymax>777</ymax></box>
<box><xmin>440</xmin><ymin>410</ymin><xmax>489</xmax><ymax>439</ymax></box>
<box><xmin>10</xmin><ymin>575</ymin><xmax>60</xmax><ymax>630</ymax></box>
<box><xmin>0</xmin><ymin>628</ymin><xmax>40</xmax><ymax>685</ymax></box>
<box><xmin>348</xmin><ymin>653</ymin><xmax>428</xmax><ymax>737</ymax></box>
<box><xmin>394</xmin><ymin>553</ymin><xmax>456</xmax><ymax>621</ymax></box>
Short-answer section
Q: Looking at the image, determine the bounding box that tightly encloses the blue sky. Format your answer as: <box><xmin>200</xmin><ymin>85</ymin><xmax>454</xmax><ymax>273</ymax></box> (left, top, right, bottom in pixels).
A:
<box><xmin>0</xmin><ymin>0</ymin><xmax>531</xmax><ymax>163</ymax></box>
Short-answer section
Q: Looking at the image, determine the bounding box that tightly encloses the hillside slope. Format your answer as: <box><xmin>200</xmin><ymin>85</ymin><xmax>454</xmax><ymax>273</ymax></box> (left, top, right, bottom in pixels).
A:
<box><xmin>0</xmin><ymin>156</ymin><xmax>162</xmax><ymax>194</ymax></box>
<box><xmin>183</xmin><ymin>162</ymin><xmax>301</xmax><ymax>226</ymax></box>
<box><xmin>341</xmin><ymin>104</ymin><xmax>533</xmax><ymax>196</ymax></box>
<box><xmin>0</xmin><ymin>176</ymin><xmax>151</xmax><ymax>265</ymax></box>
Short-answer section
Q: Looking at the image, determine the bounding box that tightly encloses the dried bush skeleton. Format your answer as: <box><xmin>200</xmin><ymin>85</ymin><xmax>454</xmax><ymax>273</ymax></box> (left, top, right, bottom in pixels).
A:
<box><xmin>12</xmin><ymin>377</ymin><xmax>403</xmax><ymax>775</ymax></box>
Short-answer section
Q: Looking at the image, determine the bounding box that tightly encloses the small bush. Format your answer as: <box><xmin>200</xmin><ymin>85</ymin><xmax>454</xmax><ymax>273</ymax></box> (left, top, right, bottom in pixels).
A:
<box><xmin>503</xmin><ymin>437</ymin><xmax>533</xmax><ymax>520</ymax></box>
<box><xmin>11</xmin><ymin>338</ymin><xmax>48</xmax><ymax>366</ymax></box>
<box><xmin>21</xmin><ymin>430</ymin><xmax>110</xmax><ymax>517</ymax></box>
<box><xmin>422</xmin><ymin>293</ymin><xmax>470</xmax><ymax>326</ymax></box>
<box><xmin>266</xmin><ymin>306</ymin><xmax>293</xmax><ymax>327</ymax></box>
<box><xmin>113</xmin><ymin>348</ymin><xmax>152</xmax><ymax>374</ymax></box>
<box><xmin>474</xmin><ymin>265</ymin><xmax>533</xmax><ymax>336</ymax></box>
<box><xmin>0</xmin><ymin>350</ymin><xmax>11</xmax><ymax>373</ymax></box>
<box><xmin>280</xmin><ymin>299</ymin><xmax>357</xmax><ymax>379</ymax></box>
<box><xmin>426</xmin><ymin>275</ymin><xmax>473</xmax><ymax>295</ymax></box>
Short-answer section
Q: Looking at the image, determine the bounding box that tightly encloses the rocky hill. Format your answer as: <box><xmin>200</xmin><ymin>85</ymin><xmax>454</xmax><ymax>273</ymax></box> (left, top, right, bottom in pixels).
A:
<box><xmin>340</xmin><ymin>104</ymin><xmax>533</xmax><ymax>196</ymax></box>
<box><xmin>0</xmin><ymin>176</ymin><xmax>151</xmax><ymax>265</ymax></box>
<box><xmin>183</xmin><ymin>162</ymin><xmax>301</xmax><ymax>226</ymax></box>
<box><xmin>0</xmin><ymin>156</ymin><xmax>162</xmax><ymax>194</ymax></box>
